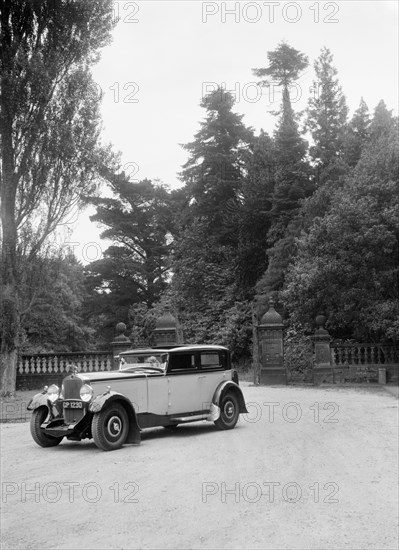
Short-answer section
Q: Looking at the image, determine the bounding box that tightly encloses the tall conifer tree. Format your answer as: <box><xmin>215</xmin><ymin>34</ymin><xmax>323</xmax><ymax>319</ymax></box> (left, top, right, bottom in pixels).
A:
<box><xmin>306</xmin><ymin>47</ymin><xmax>348</xmax><ymax>184</ymax></box>
<box><xmin>344</xmin><ymin>97</ymin><xmax>370</xmax><ymax>169</ymax></box>
<box><xmin>170</xmin><ymin>89</ymin><xmax>253</xmax><ymax>344</ymax></box>
<box><xmin>253</xmin><ymin>43</ymin><xmax>311</xmax><ymax>296</ymax></box>
<box><xmin>180</xmin><ymin>88</ymin><xmax>253</xmax><ymax>245</ymax></box>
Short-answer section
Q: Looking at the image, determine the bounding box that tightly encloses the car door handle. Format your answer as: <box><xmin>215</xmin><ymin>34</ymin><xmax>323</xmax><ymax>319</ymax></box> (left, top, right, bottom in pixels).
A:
<box><xmin>198</xmin><ymin>375</ymin><xmax>206</xmax><ymax>380</ymax></box>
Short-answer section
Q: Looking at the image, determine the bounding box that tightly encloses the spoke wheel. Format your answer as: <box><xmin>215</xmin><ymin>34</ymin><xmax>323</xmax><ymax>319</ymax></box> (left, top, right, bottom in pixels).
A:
<box><xmin>30</xmin><ymin>407</ymin><xmax>63</xmax><ymax>447</ymax></box>
<box><xmin>214</xmin><ymin>392</ymin><xmax>239</xmax><ymax>430</ymax></box>
<box><xmin>92</xmin><ymin>403</ymin><xmax>129</xmax><ymax>451</ymax></box>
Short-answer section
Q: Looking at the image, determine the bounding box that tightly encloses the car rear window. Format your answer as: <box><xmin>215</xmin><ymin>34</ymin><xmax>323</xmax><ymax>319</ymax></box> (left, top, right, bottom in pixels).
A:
<box><xmin>200</xmin><ymin>352</ymin><xmax>224</xmax><ymax>370</ymax></box>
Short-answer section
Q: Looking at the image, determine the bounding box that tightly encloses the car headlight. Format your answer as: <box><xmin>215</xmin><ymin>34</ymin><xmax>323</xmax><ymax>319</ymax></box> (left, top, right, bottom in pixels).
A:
<box><xmin>80</xmin><ymin>384</ymin><xmax>94</xmax><ymax>402</ymax></box>
<box><xmin>47</xmin><ymin>384</ymin><xmax>60</xmax><ymax>403</ymax></box>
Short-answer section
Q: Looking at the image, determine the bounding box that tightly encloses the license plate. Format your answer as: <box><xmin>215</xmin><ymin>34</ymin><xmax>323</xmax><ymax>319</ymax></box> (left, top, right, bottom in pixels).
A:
<box><xmin>63</xmin><ymin>401</ymin><xmax>83</xmax><ymax>409</ymax></box>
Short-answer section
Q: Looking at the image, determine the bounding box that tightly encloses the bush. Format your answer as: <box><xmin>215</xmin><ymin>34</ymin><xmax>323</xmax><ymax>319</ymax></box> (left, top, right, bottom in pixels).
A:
<box><xmin>284</xmin><ymin>323</ymin><xmax>313</xmax><ymax>382</ymax></box>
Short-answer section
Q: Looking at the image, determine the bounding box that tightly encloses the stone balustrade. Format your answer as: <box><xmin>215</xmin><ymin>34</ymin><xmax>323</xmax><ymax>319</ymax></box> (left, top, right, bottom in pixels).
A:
<box><xmin>17</xmin><ymin>352</ymin><xmax>114</xmax><ymax>390</ymax></box>
<box><xmin>331</xmin><ymin>343</ymin><xmax>398</xmax><ymax>366</ymax></box>
<box><xmin>18</xmin><ymin>352</ymin><xmax>114</xmax><ymax>375</ymax></box>
<box><xmin>329</xmin><ymin>343</ymin><xmax>398</xmax><ymax>383</ymax></box>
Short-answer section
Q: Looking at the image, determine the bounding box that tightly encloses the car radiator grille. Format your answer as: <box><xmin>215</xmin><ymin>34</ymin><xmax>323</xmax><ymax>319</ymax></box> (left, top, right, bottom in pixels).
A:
<box><xmin>63</xmin><ymin>377</ymin><xmax>83</xmax><ymax>399</ymax></box>
<box><xmin>63</xmin><ymin>378</ymin><xmax>84</xmax><ymax>424</ymax></box>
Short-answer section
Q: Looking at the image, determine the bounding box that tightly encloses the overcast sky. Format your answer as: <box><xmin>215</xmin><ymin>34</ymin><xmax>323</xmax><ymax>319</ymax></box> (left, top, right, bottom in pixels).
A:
<box><xmin>66</xmin><ymin>0</ymin><xmax>398</xmax><ymax>264</ymax></box>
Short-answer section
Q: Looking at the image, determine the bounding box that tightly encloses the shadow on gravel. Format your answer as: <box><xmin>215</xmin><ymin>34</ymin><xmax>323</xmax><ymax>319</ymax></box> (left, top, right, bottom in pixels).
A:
<box><xmin>19</xmin><ymin>421</ymin><xmax>243</xmax><ymax>454</ymax></box>
<box><xmin>140</xmin><ymin>422</ymin><xmax>232</xmax><ymax>441</ymax></box>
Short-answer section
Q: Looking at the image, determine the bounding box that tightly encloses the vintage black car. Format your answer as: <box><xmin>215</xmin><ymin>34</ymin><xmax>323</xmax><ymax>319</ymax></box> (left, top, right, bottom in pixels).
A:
<box><xmin>27</xmin><ymin>345</ymin><xmax>247</xmax><ymax>451</ymax></box>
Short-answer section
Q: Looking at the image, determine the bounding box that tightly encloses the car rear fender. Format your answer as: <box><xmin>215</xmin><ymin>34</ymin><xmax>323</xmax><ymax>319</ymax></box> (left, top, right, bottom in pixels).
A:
<box><xmin>89</xmin><ymin>391</ymin><xmax>141</xmax><ymax>444</ymax></box>
<box><xmin>212</xmin><ymin>381</ymin><xmax>248</xmax><ymax>414</ymax></box>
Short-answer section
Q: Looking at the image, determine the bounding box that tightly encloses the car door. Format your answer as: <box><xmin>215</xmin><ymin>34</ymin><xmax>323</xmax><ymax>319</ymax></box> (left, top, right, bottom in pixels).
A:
<box><xmin>146</xmin><ymin>373</ymin><xmax>169</xmax><ymax>416</ymax></box>
<box><xmin>166</xmin><ymin>351</ymin><xmax>203</xmax><ymax>415</ymax></box>
<box><xmin>198</xmin><ymin>350</ymin><xmax>229</xmax><ymax>411</ymax></box>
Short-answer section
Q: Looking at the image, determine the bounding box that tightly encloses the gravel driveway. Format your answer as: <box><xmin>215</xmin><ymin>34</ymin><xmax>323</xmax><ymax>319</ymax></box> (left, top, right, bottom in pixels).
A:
<box><xmin>1</xmin><ymin>383</ymin><xmax>398</xmax><ymax>550</ymax></box>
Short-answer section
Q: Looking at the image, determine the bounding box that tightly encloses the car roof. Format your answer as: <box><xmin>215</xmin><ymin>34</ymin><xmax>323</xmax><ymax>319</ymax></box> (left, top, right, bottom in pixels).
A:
<box><xmin>119</xmin><ymin>344</ymin><xmax>229</xmax><ymax>356</ymax></box>
<box><xmin>119</xmin><ymin>348</ymin><xmax>170</xmax><ymax>355</ymax></box>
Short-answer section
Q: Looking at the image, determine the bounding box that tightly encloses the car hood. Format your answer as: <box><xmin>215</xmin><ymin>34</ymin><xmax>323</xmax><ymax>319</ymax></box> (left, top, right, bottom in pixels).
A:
<box><xmin>77</xmin><ymin>370</ymin><xmax>161</xmax><ymax>382</ymax></box>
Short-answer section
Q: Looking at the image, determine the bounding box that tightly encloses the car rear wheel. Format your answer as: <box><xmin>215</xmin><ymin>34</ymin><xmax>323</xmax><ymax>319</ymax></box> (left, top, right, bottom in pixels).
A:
<box><xmin>92</xmin><ymin>403</ymin><xmax>129</xmax><ymax>451</ymax></box>
<box><xmin>30</xmin><ymin>407</ymin><xmax>64</xmax><ymax>447</ymax></box>
<box><xmin>214</xmin><ymin>392</ymin><xmax>239</xmax><ymax>430</ymax></box>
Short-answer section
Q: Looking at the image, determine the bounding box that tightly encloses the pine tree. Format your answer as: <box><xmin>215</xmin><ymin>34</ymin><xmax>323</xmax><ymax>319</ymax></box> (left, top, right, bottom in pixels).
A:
<box><xmin>254</xmin><ymin>43</ymin><xmax>310</xmax><ymax>238</ymax></box>
<box><xmin>344</xmin><ymin>97</ymin><xmax>370</xmax><ymax>169</ymax></box>
<box><xmin>253</xmin><ymin>42</ymin><xmax>308</xmax><ymax>90</ymax></box>
<box><xmin>180</xmin><ymin>88</ymin><xmax>253</xmax><ymax>245</ymax></box>
<box><xmin>236</xmin><ymin>130</ymin><xmax>275</xmax><ymax>294</ymax></box>
<box><xmin>169</xmin><ymin>89</ymin><xmax>253</xmax><ymax>348</ymax></box>
<box><xmin>306</xmin><ymin>47</ymin><xmax>348</xmax><ymax>184</ymax></box>
<box><xmin>85</xmin><ymin>175</ymin><xmax>174</xmax><ymax>330</ymax></box>
<box><xmin>369</xmin><ymin>99</ymin><xmax>395</xmax><ymax>141</ymax></box>
<box><xmin>270</xmin><ymin>87</ymin><xmax>310</xmax><ymax>238</ymax></box>
<box><xmin>253</xmin><ymin>43</ymin><xmax>311</xmax><ymax>296</ymax></box>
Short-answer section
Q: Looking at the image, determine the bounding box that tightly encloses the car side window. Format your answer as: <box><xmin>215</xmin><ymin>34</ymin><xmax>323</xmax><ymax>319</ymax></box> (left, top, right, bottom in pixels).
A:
<box><xmin>168</xmin><ymin>353</ymin><xmax>196</xmax><ymax>372</ymax></box>
<box><xmin>200</xmin><ymin>352</ymin><xmax>225</xmax><ymax>370</ymax></box>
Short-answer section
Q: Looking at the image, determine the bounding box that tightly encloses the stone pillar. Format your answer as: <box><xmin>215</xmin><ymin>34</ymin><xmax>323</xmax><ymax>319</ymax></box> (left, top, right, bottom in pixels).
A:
<box><xmin>257</xmin><ymin>299</ymin><xmax>286</xmax><ymax>385</ymax></box>
<box><xmin>252</xmin><ymin>302</ymin><xmax>260</xmax><ymax>385</ymax></box>
<box><xmin>111</xmin><ymin>322</ymin><xmax>132</xmax><ymax>368</ymax></box>
<box><xmin>311</xmin><ymin>315</ymin><xmax>333</xmax><ymax>384</ymax></box>
<box><xmin>151</xmin><ymin>306</ymin><xmax>182</xmax><ymax>348</ymax></box>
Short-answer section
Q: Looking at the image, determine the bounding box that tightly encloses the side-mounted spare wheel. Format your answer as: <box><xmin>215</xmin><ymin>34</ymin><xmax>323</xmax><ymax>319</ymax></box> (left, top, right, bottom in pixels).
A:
<box><xmin>30</xmin><ymin>407</ymin><xmax>64</xmax><ymax>447</ymax></box>
<box><xmin>92</xmin><ymin>402</ymin><xmax>129</xmax><ymax>451</ymax></box>
<box><xmin>214</xmin><ymin>391</ymin><xmax>239</xmax><ymax>430</ymax></box>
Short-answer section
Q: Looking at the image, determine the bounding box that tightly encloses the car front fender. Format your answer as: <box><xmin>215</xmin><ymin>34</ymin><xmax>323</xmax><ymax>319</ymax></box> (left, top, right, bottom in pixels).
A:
<box><xmin>27</xmin><ymin>392</ymin><xmax>63</xmax><ymax>420</ymax></box>
<box><xmin>89</xmin><ymin>391</ymin><xmax>141</xmax><ymax>445</ymax></box>
<box><xmin>27</xmin><ymin>392</ymin><xmax>49</xmax><ymax>411</ymax></box>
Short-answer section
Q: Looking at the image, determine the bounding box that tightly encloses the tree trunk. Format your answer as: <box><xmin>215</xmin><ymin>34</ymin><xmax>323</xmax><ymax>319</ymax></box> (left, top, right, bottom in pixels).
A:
<box><xmin>0</xmin><ymin>349</ymin><xmax>17</xmax><ymax>398</ymax></box>
<box><xmin>0</xmin><ymin>190</ymin><xmax>19</xmax><ymax>397</ymax></box>
<box><xmin>0</xmin><ymin>144</ymin><xmax>19</xmax><ymax>396</ymax></box>
<box><xmin>0</xmin><ymin>165</ymin><xmax>19</xmax><ymax>396</ymax></box>
<box><xmin>0</xmin><ymin>13</ymin><xmax>19</xmax><ymax>396</ymax></box>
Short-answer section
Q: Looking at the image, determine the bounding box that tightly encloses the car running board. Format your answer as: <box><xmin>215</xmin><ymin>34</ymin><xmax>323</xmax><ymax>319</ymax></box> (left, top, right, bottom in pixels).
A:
<box><xmin>172</xmin><ymin>414</ymin><xmax>208</xmax><ymax>423</ymax></box>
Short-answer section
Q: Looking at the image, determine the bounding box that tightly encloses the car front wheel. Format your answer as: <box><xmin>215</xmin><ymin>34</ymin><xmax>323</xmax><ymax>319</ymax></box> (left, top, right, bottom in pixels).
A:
<box><xmin>214</xmin><ymin>392</ymin><xmax>239</xmax><ymax>430</ymax></box>
<box><xmin>92</xmin><ymin>403</ymin><xmax>129</xmax><ymax>451</ymax></box>
<box><xmin>30</xmin><ymin>407</ymin><xmax>64</xmax><ymax>447</ymax></box>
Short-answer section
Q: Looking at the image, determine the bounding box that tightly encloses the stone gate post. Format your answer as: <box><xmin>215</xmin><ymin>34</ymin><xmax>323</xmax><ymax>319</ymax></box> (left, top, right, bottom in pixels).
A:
<box><xmin>311</xmin><ymin>315</ymin><xmax>333</xmax><ymax>384</ymax></box>
<box><xmin>257</xmin><ymin>299</ymin><xmax>286</xmax><ymax>385</ymax></box>
<box><xmin>111</xmin><ymin>322</ymin><xmax>132</xmax><ymax>368</ymax></box>
<box><xmin>151</xmin><ymin>306</ymin><xmax>183</xmax><ymax>348</ymax></box>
